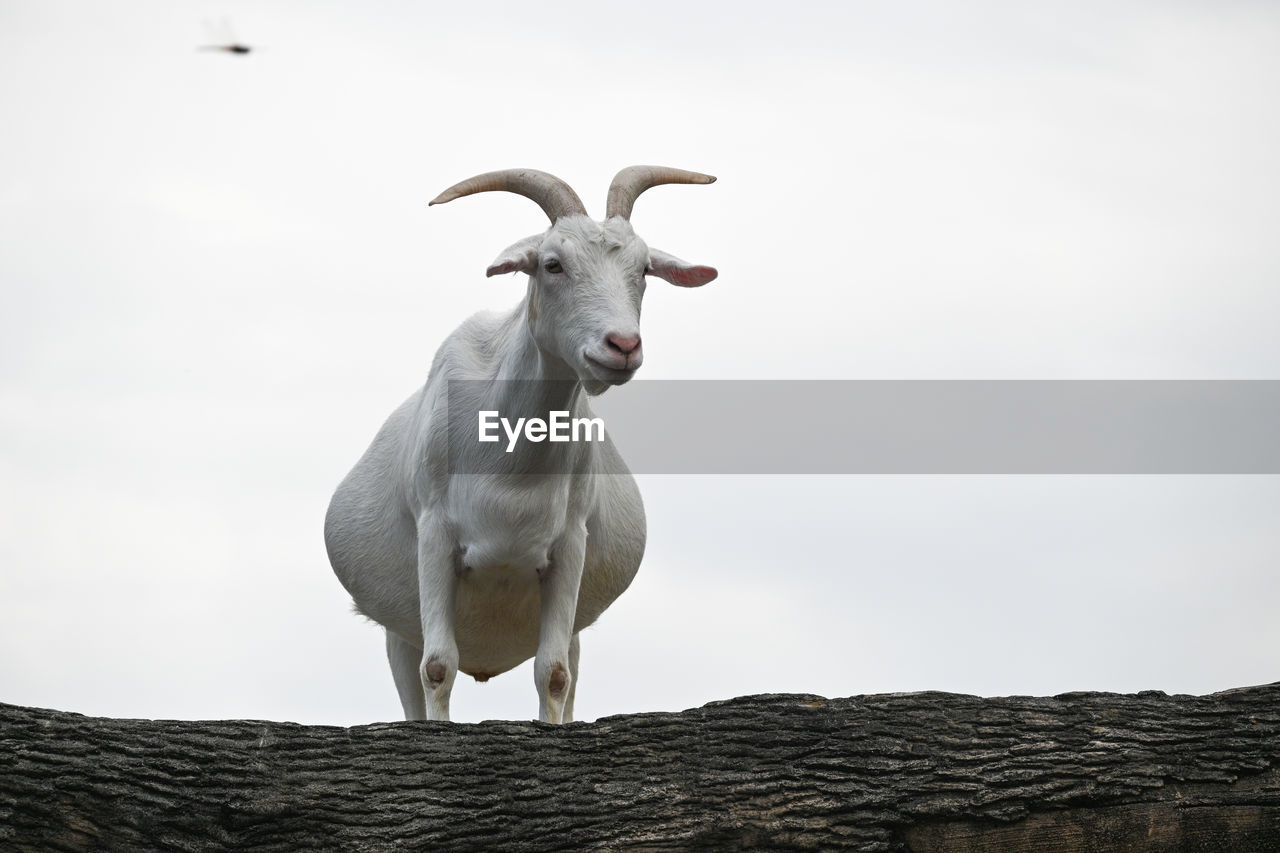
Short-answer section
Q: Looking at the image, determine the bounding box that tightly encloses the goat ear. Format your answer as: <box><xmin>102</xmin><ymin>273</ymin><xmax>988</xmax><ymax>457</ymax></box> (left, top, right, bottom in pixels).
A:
<box><xmin>486</xmin><ymin>235</ymin><xmax>541</xmax><ymax>277</ymax></box>
<box><xmin>646</xmin><ymin>248</ymin><xmax>718</xmax><ymax>288</ymax></box>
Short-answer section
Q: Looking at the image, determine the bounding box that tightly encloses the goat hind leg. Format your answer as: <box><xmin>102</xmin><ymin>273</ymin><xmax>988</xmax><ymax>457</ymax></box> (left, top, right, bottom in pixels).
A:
<box><xmin>386</xmin><ymin>630</ymin><xmax>426</xmax><ymax>721</ymax></box>
<box><xmin>562</xmin><ymin>633</ymin><xmax>580</xmax><ymax>723</ymax></box>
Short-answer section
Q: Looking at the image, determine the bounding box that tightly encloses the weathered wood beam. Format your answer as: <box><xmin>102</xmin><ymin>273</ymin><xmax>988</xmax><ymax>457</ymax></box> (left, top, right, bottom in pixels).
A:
<box><xmin>2</xmin><ymin>684</ymin><xmax>1278</xmax><ymax>851</ymax></box>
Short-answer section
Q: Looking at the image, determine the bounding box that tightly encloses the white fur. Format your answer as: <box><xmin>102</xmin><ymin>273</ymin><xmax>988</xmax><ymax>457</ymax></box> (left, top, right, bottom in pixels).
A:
<box><xmin>325</xmin><ymin>212</ymin><xmax>715</xmax><ymax>723</ymax></box>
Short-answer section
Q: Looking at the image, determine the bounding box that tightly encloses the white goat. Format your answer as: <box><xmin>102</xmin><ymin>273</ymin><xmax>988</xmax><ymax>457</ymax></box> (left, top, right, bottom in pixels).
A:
<box><xmin>324</xmin><ymin>167</ymin><xmax>717</xmax><ymax>723</ymax></box>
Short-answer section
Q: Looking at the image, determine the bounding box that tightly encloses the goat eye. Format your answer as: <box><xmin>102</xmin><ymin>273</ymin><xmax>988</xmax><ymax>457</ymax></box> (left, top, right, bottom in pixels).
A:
<box><xmin>543</xmin><ymin>259</ymin><xmax>563</xmax><ymax>274</ymax></box>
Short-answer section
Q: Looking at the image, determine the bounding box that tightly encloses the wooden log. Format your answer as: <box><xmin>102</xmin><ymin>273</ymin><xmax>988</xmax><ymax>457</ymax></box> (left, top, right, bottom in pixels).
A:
<box><xmin>2</xmin><ymin>684</ymin><xmax>1278</xmax><ymax>851</ymax></box>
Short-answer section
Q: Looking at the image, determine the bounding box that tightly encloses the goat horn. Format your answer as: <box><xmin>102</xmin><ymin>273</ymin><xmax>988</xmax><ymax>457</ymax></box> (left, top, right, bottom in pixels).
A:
<box><xmin>429</xmin><ymin>169</ymin><xmax>587</xmax><ymax>222</ymax></box>
<box><xmin>606</xmin><ymin>166</ymin><xmax>716</xmax><ymax>221</ymax></box>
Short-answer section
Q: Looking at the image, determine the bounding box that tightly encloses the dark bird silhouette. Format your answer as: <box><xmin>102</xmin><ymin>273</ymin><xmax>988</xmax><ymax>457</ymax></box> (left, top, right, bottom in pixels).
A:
<box><xmin>198</xmin><ymin>18</ymin><xmax>254</xmax><ymax>56</ymax></box>
<box><xmin>198</xmin><ymin>43</ymin><xmax>252</xmax><ymax>55</ymax></box>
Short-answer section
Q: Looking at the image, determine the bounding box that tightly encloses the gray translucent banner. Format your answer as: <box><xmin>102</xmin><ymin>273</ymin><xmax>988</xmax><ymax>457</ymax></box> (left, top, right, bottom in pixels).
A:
<box><xmin>446</xmin><ymin>381</ymin><xmax>1280</xmax><ymax>474</ymax></box>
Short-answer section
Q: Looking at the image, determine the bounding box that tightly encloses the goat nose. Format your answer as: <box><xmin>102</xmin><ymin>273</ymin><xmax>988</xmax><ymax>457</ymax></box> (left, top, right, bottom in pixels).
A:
<box><xmin>606</xmin><ymin>333</ymin><xmax>641</xmax><ymax>355</ymax></box>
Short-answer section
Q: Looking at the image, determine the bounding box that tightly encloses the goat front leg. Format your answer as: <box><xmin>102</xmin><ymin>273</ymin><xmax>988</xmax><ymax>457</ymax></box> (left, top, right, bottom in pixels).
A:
<box><xmin>417</xmin><ymin>514</ymin><xmax>458</xmax><ymax>722</ymax></box>
<box><xmin>536</xmin><ymin>526</ymin><xmax>586</xmax><ymax>724</ymax></box>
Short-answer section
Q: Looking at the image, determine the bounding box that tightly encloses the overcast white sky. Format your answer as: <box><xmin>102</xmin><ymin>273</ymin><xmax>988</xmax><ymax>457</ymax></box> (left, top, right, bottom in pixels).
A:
<box><xmin>1</xmin><ymin>1</ymin><xmax>1277</xmax><ymax>725</ymax></box>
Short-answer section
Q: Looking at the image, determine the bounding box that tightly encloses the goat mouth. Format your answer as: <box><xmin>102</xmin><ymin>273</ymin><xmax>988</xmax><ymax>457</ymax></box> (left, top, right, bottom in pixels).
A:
<box><xmin>584</xmin><ymin>354</ymin><xmax>638</xmax><ymax>384</ymax></box>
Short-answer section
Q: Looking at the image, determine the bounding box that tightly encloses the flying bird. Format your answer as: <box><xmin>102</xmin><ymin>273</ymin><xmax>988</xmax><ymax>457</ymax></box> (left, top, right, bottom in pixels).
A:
<box><xmin>199</xmin><ymin>43</ymin><xmax>252</xmax><ymax>55</ymax></box>
<box><xmin>198</xmin><ymin>18</ymin><xmax>254</xmax><ymax>56</ymax></box>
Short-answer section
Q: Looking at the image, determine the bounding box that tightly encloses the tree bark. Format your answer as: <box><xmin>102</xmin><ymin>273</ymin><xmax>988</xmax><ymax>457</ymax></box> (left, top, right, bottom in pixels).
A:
<box><xmin>2</xmin><ymin>685</ymin><xmax>1278</xmax><ymax>852</ymax></box>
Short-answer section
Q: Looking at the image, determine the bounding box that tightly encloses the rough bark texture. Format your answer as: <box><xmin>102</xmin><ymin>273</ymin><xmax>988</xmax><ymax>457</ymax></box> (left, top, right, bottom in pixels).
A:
<box><xmin>2</xmin><ymin>684</ymin><xmax>1278</xmax><ymax>852</ymax></box>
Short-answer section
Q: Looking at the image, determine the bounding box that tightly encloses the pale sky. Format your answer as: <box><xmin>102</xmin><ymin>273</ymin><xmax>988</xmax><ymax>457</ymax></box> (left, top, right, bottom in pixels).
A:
<box><xmin>1</xmin><ymin>1</ymin><xmax>1277</xmax><ymax>725</ymax></box>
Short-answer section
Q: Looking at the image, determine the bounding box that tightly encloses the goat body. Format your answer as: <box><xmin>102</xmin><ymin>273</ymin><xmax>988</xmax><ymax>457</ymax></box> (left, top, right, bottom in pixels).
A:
<box><xmin>324</xmin><ymin>168</ymin><xmax>716</xmax><ymax>723</ymax></box>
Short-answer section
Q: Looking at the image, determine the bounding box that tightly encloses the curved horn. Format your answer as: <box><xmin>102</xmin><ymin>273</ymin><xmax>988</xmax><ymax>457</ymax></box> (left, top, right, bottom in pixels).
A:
<box><xmin>429</xmin><ymin>169</ymin><xmax>587</xmax><ymax>222</ymax></box>
<box><xmin>606</xmin><ymin>166</ymin><xmax>716</xmax><ymax>220</ymax></box>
